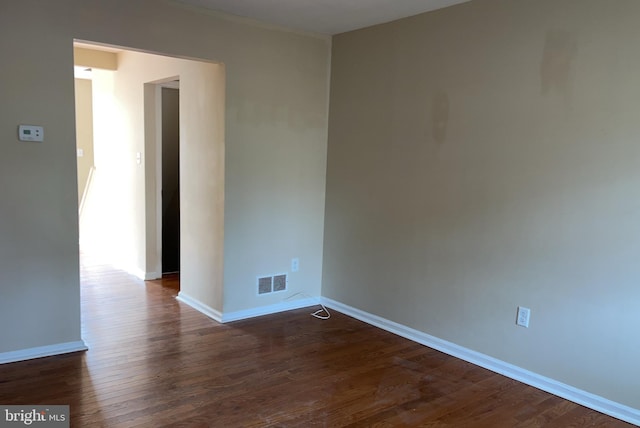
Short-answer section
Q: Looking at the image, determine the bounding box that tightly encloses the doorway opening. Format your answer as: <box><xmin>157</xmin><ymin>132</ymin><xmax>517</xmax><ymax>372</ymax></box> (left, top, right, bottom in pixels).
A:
<box><xmin>73</xmin><ymin>40</ymin><xmax>226</xmax><ymax>307</ymax></box>
<box><xmin>160</xmin><ymin>83</ymin><xmax>181</xmax><ymax>275</ymax></box>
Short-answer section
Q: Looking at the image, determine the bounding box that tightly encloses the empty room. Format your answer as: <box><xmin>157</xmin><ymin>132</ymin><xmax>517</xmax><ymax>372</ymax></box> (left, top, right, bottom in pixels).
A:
<box><xmin>1</xmin><ymin>0</ymin><xmax>639</xmax><ymax>426</ymax></box>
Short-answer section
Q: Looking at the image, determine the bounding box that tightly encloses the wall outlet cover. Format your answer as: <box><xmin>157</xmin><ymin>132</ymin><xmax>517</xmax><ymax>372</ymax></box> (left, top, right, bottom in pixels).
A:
<box><xmin>516</xmin><ymin>306</ymin><xmax>531</xmax><ymax>328</ymax></box>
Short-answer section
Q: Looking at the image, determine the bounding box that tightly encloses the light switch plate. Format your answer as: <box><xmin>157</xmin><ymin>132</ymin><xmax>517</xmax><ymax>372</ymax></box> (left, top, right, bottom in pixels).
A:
<box><xmin>516</xmin><ymin>306</ymin><xmax>531</xmax><ymax>328</ymax></box>
<box><xmin>18</xmin><ymin>125</ymin><xmax>44</xmax><ymax>142</ymax></box>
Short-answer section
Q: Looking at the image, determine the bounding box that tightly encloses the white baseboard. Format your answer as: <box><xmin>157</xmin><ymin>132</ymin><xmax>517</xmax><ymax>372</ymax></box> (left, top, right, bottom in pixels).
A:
<box><xmin>143</xmin><ymin>271</ymin><xmax>161</xmax><ymax>281</ymax></box>
<box><xmin>176</xmin><ymin>292</ymin><xmax>223</xmax><ymax>323</ymax></box>
<box><xmin>321</xmin><ymin>297</ymin><xmax>640</xmax><ymax>427</ymax></box>
<box><xmin>128</xmin><ymin>267</ymin><xmax>160</xmax><ymax>281</ymax></box>
<box><xmin>0</xmin><ymin>340</ymin><xmax>88</xmax><ymax>364</ymax></box>
<box><xmin>176</xmin><ymin>292</ymin><xmax>320</xmax><ymax>324</ymax></box>
<box><xmin>221</xmin><ymin>297</ymin><xmax>319</xmax><ymax>323</ymax></box>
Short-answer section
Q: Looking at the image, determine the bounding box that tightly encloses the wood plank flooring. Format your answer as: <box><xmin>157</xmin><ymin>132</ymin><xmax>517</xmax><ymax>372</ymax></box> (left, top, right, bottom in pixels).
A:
<box><xmin>0</xmin><ymin>258</ymin><xmax>634</xmax><ymax>427</ymax></box>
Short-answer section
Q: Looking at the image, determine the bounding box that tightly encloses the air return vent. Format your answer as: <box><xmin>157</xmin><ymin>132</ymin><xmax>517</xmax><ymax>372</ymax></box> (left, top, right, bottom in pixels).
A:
<box><xmin>258</xmin><ymin>277</ymin><xmax>272</xmax><ymax>295</ymax></box>
<box><xmin>273</xmin><ymin>274</ymin><xmax>287</xmax><ymax>292</ymax></box>
<box><xmin>257</xmin><ymin>274</ymin><xmax>287</xmax><ymax>295</ymax></box>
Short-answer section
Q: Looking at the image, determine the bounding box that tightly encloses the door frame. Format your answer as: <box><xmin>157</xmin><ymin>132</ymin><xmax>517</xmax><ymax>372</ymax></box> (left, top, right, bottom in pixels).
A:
<box><xmin>144</xmin><ymin>77</ymin><xmax>180</xmax><ymax>279</ymax></box>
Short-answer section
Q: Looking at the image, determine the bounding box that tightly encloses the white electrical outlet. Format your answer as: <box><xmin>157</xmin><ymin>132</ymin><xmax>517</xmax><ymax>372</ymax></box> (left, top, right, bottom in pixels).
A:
<box><xmin>516</xmin><ymin>306</ymin><xmax>531</xmax><ymax>328</ymax></box>
<box><xmin>291</xmin><ymin>258</ymin><xmax>299</xmax><ymax>272</ymax></box>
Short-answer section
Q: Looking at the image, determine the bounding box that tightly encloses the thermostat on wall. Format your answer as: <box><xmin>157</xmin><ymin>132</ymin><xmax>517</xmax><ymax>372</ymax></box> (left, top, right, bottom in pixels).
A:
<box><xmin>18</xmin><ymin>125</ymin><xmax>44</xmax><ymax>142</ymax></box>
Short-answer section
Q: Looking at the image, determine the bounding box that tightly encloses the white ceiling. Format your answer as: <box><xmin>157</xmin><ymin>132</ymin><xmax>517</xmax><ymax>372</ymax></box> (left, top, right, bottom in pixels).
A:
<box><xmin>176</xmin><ymin>0</ymin><xmax>472</xmax><ymax>35</ymax></box>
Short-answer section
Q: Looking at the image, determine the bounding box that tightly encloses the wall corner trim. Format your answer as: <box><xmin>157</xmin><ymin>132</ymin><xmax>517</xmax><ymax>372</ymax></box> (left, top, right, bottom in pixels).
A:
<box><xmin>116</xmin><ymin>263</ymin><xmax>160</xmax><ymax>281</ymax></box>
<box><xmin>220</xmin><ymin>297</ymin><xmax>319</xmax><ymax>323</ymax></box>
<box><xmin>176</xmin><ymin>292</ymin><xmax>320</xmax><ymax>324</ymax></box>
<box><xmin>0</xmin><ymin>341</ymin><xmax>88</xmax><ymax>365</ymax></box>
<box><xmin>127</xmin><ymin>267</ymin><xmax>160</xmax><ymax>281</ymax></box>
<box><xmin>143</xmin><ymin>272</ymin><xmax>161</xmax><ymax>281</ymax></box>
<box><xmin>321</xmin><ymin>297</ymin><xmax>640</xmax><ymax>426</ymax></box>
<box><xmin>176</xmin><ymin>292</ymin><xmax>223</xmax><ymax>323</ymax></box>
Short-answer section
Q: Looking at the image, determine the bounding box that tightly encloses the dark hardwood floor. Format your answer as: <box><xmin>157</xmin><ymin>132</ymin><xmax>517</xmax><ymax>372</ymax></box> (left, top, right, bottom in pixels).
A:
<box><xmin>0</xmin><ymin>258</ymin><xmax>633</xmax><ymax>427</ymax></box>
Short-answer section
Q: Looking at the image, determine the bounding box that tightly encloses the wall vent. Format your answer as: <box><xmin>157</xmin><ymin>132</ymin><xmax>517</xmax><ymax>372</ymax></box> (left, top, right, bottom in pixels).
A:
<box><xmin>258</xmin><ymin>276</ymin><xmax>273</xmax><ymax>295</ymax></box>
<box><xmin>273</xmin><ymin>274</ymin><xmax>287</xmax><ymax>292</ymax></box>
<box><xmin>257</xmin><ymin>274</ymin><xmax>287</xmax><ymax>295</ymax></box>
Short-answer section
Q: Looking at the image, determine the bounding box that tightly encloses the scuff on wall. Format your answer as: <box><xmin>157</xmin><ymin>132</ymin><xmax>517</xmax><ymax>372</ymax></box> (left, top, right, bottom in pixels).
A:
<box><xmin>432</xmin><ymin>90</ymin><xmax>450</xmax><ymax>144</ymax></box>
<box><xmin>540</xmin><ymin>30</ymin><xmax>578</xmax><ymax>104</ymax></box>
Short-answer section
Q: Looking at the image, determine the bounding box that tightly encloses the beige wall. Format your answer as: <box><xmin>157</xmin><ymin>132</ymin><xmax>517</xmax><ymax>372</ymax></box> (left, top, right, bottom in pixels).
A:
<box><xmin>0</xmin><ymin>0</ymin><xmax>329</xmax><ymax>353</ymax></box>
<box><xmin>74</xmin><ymin>78</ymin><xmax>94</xmax><ymax>207</ymax></box>
<box><xmin>74</xmin><ymin>47</ymin><xmax>117</xmax><ymax>70</ymax></box>
<box><xmin>324</xmin><ymin>0</ymin><xmax>640</xmax><ymax>410</ymax></box>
